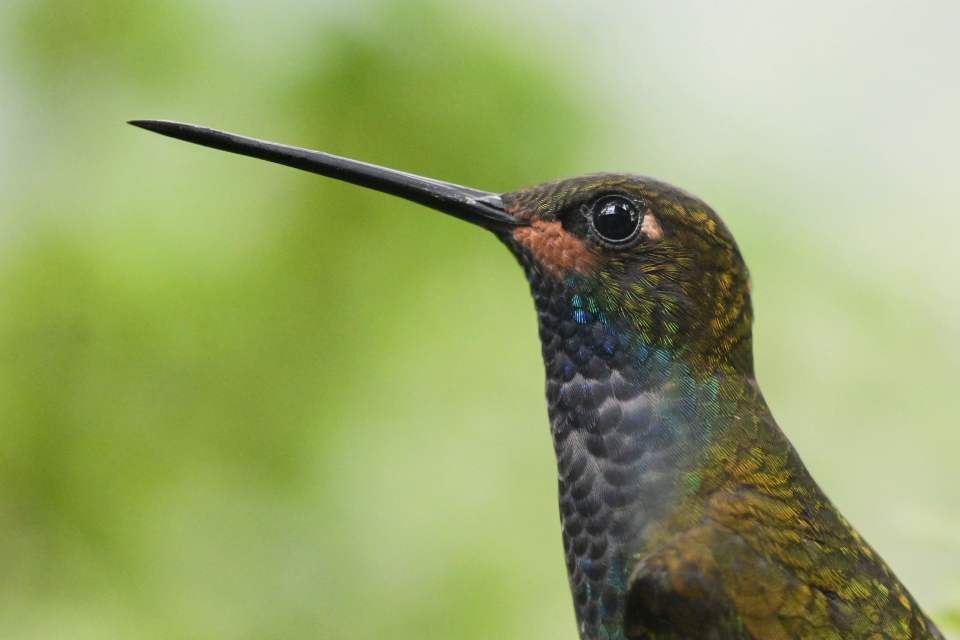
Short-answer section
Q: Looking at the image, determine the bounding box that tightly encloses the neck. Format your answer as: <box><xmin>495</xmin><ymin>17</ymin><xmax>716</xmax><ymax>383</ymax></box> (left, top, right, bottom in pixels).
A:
<box><xmin>528</xmin><ymin>273</ymin><xmax>759</xmax><ymax>639</ymax></box>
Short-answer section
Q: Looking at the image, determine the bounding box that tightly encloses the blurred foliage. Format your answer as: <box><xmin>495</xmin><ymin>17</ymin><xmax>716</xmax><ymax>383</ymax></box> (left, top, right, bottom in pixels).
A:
<box><xmin>0</xmin><ymin>0</ymin><xmax>957</xmax><ymax>639</ymax></box>
<box><xmin>13</xmin><ymin>0</ymin><xmax>201</xmax><ymax>84</ymax></box>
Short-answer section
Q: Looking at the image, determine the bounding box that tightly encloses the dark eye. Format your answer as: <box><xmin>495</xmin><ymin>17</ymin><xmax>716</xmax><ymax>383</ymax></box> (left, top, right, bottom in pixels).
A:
<box><xmin>589</xmin><ymin>195</ymin><xmax>641</xmax><ymax>245</ymax></box>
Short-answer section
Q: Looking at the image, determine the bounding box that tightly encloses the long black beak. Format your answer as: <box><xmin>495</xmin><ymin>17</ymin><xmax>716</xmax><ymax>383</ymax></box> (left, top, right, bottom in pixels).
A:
<box><xmin>128</xmin><ymin>120</ymin><xmax>520</xmax><ymax>230</ymax></box>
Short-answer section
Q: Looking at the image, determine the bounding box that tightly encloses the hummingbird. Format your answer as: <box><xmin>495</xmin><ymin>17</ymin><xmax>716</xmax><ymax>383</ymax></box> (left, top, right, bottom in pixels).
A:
<box><xmin>130</xmin><ymin>119</ymin><xmax>944</xmax><ymax>640</ymax></box>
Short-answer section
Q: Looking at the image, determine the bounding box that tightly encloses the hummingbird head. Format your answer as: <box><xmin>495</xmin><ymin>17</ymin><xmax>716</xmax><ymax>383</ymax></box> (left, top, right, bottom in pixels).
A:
<box><xmin>129</xmin><ymin>121</ymin><xmax>753</xmax><ymax>377</ymax></box>
<box><xmin>499</xmin><ymin>174</ymin><xmax>754</xmax><ymax>377</ymax></box>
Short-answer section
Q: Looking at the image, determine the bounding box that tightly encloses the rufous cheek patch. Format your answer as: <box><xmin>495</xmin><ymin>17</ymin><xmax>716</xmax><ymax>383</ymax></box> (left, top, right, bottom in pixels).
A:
<box><xmin>512</xmin><ymin>220</ymin><xmax>597</xmax><ymax>278</ymax></box>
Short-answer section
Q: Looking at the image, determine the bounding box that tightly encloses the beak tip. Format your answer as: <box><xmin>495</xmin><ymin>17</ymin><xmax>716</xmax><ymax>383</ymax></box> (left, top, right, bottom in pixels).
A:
<box><xmin>128</xmin><ymin>119</ymin><xmax>157</xmax><ymax>130</ymax></box>
<box><xmin>128</xmin><ymin>119</ymin><xmax>192</xmax><ymax>138</ymax></box>
<box><xmin>128</xmin><ymin>120</ymin><xmax>224</xmax><ymax>149</ymax></box>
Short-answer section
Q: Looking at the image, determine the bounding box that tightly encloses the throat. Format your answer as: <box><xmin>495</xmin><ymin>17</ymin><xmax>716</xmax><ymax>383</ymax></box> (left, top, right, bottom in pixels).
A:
<box><xmin>535</xmin><ymin>288</ymin><xmax>753</xmax><ymax>637</ymax></box>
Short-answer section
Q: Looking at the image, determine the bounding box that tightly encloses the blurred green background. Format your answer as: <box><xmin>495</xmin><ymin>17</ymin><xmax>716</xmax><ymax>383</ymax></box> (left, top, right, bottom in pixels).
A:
<box><xmin>1</xmin><ymin>1</ymin><xmax>957</xmax><ymax>638</ymax></box>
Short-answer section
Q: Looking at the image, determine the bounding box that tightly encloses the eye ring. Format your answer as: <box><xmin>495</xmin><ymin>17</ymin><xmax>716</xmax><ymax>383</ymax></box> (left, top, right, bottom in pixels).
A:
<box><xmin>585</xmin><ymin>194</ymin><xmax>643</xmax><ymax>246</ymax></box>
